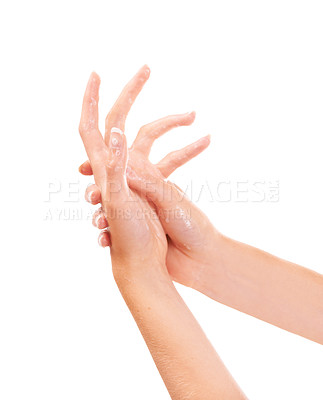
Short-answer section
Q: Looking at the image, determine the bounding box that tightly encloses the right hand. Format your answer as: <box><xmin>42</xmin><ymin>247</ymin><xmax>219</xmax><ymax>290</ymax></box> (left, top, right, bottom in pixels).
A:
<box><xmin>80</xmin><ymin>65</ymin><xmax>220</xmax><ymax>289</ymax></box>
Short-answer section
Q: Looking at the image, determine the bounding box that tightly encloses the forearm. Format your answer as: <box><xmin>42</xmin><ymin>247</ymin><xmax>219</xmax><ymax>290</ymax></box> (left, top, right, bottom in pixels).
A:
<box><xmin>113</xmin><ymin>263</ymin><xmax>247</xmax><ymax>400</ymax></box>
<box><xmin>194</xmin><ymin>234</ymin><xmax>323</xmax><ymax>344</ymax></box>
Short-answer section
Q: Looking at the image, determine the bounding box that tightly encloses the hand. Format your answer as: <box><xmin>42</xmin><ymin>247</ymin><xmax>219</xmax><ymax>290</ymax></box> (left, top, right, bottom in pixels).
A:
<box><xmin>78</xmin><ymin>71</ymin><xmax>167</xmax><ymax>275</ymax></box>
<box><xmin>80</xmin><ymin>66</ymin><xmax>220</xmax><ymax>289</ymax></box>
<box><xmin>79</xmin><ymin>65</ymin><xmax>210</xmax><ymax>246</ymax></box>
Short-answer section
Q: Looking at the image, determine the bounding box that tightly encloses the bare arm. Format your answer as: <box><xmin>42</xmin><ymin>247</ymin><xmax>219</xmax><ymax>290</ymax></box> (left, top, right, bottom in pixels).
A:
<box><xmin>113</xmin><ymin>264</ymin><xmax>247</xmax><ymax>400</ymax></box>
<box><xmin>195</xmin><ymin>233</ymin><xmax>323</xmax><ymax>345</ymax></box>
<box><xmin>136</xmin><ymin>178</ymin><xmax>323</xmax><ymax>345</ymax></box>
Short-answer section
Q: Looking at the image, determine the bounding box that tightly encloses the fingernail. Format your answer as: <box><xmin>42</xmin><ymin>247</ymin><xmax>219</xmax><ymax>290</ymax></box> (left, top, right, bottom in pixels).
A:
<box><xmin>98</xmin><ymin>234</ymin><xmax>105</xmax><ymax>247</ymax></box>
<box><xmin>95</xmin><ymin>213</ymin><xmax>101</xmax><ymax>227</ymax></box>
<box><xmin>86</xmin><ymin>190</ymin><xmax>94</xmax><ymax>203</ymax></box>
<box><xmin>110</xmin><ymin>128</ymin><xmax>123</xmax><ymax>156</ymax></box>
<box><xmin>110</xmin><ymin>127</ymin><xmax>123</xmax><ymax>136</ymax></box>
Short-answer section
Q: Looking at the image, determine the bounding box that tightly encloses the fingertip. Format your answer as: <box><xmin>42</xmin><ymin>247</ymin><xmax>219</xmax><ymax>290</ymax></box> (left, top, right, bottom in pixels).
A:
<box><xmin>79</xmin><ymin>164</ymin><xmax>87</xmax><ymax>175</ymax></box>
<box><xmin>91</xmin><ymin>71</ymin><xmax>101</xmax><ymax>83</ymax></box>
<box><xmin>95</xmin><ymin>213</ymin><xmax>108</xmax><ymax>229</ymax></box>
<box><xmin>91</xmin><ymin>191</ymin><xmax>101</xmax><ymax>205</ymax></box>
<box><xmin>86</xmin><ymin>72</ymin><xmax>101</xmax><ymax>91</ymax></box>
<box><xmin>183</xmin><ymin>111</ymin><xmax>196</xmax><ymax>125</ymax></box>
<box><xmin>94</xmin><ymin>212</ymin><xmax>101</xmax><ymax>227</ymax></box>
<box><xmin>97</xmin><ymin>219</ymin><xmax>107</xmax><ymax>230</ymax></box>
<box><xmin>203</xmin><ymin>134</ymin><xmax>211</xmax><ymax>145</ymax></box>
<box><xmin>194</xmin><ymin>135</ymin><xmax>211</xmax><ymax>150</ymax></box>
<box><xmin>98</xmin><ymin>233</ymin><xmax>105</xmax><ymax>247</ymax></box>
<box><xmin>142</xmin><ymin>64</ymin><xmax>150</xmax><ymax>78</ymax></box>
<box><xmin>189</xmin><ymin>110</ymin><xmax>196</xmax><ymax>119</ymax></box>
<box><xmin>82</xmin><ymin>170</ymin><xmax>94</xmax><ymax>176</ymax></box>
<box><xmin>86</xmin><ymin>190</ymin><xmax>94</xmax><ymax>203</ymax></box>
<box><xmin>79</xmin><ymin>161</ymin><xmax>93</xmax><ymax>176</ymax></box>
<box><xmin>136</xmin><ymin>64</ymin><xmax>150</xmax><ymax>82</ymax></box>
<box><xmin>98</xmin><ymin>231</ymin><xmax>110</xmax><ymax>247</ymax></box>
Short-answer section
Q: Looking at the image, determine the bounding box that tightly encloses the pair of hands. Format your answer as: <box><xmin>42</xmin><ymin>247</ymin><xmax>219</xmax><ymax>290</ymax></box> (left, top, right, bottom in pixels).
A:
<box><xmin>79</xmin><ymin>65</ymin><xmax>219</xmax><ymax>285</ymax></box>
<box><xmin>78</xmin><ymin>66</ymin><xmax>323</xmax><ymax>395</ymax></box>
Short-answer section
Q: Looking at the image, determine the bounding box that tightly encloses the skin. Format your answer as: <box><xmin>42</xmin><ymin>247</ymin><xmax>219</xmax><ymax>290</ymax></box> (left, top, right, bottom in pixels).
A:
<box><xmin>79</xmin><ymin>67</ymin><xmax>211</xmax><ymax>247</ymax></box>
<box><xmin>79</xmin><ymin>67</ymin><xmax>247</xmax><ymax>399</ymax></box>
<box><xmin>81</xmin><ymin>66</ymin><xmax>323</xmax><ymax>345</ymax></box>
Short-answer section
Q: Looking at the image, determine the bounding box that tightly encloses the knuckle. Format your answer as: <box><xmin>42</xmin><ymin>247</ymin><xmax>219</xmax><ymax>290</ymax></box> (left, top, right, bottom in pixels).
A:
<box><xmin>170</xmin><ymin>159</ymin><xmax>179</xmax><ymax>168</ymax></box>
<box><xmin>184</xmin><ymin>148</ymin><xmax>191</xmax><ymax>158</ymax></box>
<box><xmin>138</xmin><ymin>124</ymin><xmax>149</xmax><ymax>137</ymax></box>
<box><xmin>168</xmin><ymin>154</ymin><xmax>179</xmax><ymax>165</ymax></box>
<box><xmin>91</xmin><ymin>147</ymin><xmax>108</xmax><ymax>163</ymax></box>
<box><xmin>79</xmin><ymin>122</ymin><xmax>96</xmax><ymax>135</ymax></box>
<box><xmin>78</xmin><ymin>123</ymin><xmax>87</xmax><ymax>134</ymax></box>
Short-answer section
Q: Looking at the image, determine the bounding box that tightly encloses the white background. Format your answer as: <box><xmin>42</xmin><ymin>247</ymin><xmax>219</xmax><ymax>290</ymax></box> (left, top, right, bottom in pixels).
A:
<box><xmin>1</xmin><ymin>0</ymin><xmax>323</xmax><ymax>399</ymax></box>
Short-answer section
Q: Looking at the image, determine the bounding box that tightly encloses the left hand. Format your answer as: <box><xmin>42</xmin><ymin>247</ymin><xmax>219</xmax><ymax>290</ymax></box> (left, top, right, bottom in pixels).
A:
<box><xmin>79</xmin><ymin>71</ymin><xmax>167</xmax><ymax>274</ymax></box>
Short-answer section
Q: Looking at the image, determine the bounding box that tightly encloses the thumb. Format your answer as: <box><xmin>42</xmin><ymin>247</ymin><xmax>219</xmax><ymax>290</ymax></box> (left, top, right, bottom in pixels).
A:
<box><xmin>130</xmin><ymin>174</ymin><xmax>201</xmax><ymax>247</ymax></box>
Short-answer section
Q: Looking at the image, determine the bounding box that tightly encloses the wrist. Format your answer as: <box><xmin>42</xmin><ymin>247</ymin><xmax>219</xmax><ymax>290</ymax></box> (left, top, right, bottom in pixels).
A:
<box><xmin>189</xmin><ymin>229</ymin><xmax>228</xmax><ymax>295</ymax></box>
<box><xmin>112</xmin><ymin>259</ymin><xmax>173</xmax><ymax>294</ymax></box>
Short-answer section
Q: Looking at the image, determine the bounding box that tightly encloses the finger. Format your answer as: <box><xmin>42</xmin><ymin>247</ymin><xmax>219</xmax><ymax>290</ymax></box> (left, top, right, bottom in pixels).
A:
<box><xmin>92</xmin><ymin>208</ymin><xmax>109</xmax><ymax>229</ymax></box>
<box><xmin>79</xmin><ymin>160</ymin><xmax>93</xmax><ymax>176</ymax></box>
<box><xmin>105</xmin><ymin>64</ymin><xmax>150</xmax><ymax>145</ymax></box>
<box><xmin>156</xmin><ymin>135</ymin><xmax>211</xmax><ymax>178</ymax></box>
<box><xmin>79</xmin><ymin>72</ymin><xmax>106</xmax><ymax>165</ymax></box>
<box><xmin>108</xmin><ymin>129</ymin><xmax>128</xmax><ymax>180</ymax></box>
<box><xmin>98</xmin><ymin>229</ymin><xmax>111</xmax><ymax>248</ymax></box>
<box><xmin>129</xmin><ymin>175</ymin><xmax>198</xmax><ymax>247</ymax></box>
<box><xmin>131</xmin><ymin>111</ymin><xmax>196</xmax><ymax>156</ymax></box>
<box><xmin>101</xmin><ymin>128</ymin><xmax>129</xmax><ymax>207</ymax></box>
<box><xmin>85</xmin><ymin>184</ymin><xmax>101</xmax><ymax>205</ymax></box>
